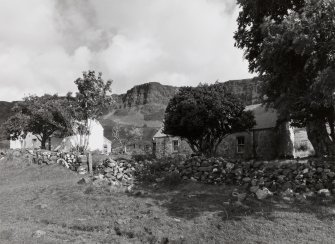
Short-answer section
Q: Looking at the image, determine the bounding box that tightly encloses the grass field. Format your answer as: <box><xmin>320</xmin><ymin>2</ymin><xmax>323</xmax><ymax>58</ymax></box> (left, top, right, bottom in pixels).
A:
<box><xmin>1</xmin><ymin>157</ymin><xmax>335</xmax><ymax>243</ymax></box>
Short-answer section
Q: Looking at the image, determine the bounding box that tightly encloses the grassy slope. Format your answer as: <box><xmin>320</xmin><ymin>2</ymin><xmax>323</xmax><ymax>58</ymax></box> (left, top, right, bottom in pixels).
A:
<box><xmin>1</xmin><ymin>158</ymin><xmax>335</xmax><ymax>243</ymax></box>
<box><xmin>101</xmin><ymin>82</ymin><xmax>178</xmax><ymax>143</ymax></box>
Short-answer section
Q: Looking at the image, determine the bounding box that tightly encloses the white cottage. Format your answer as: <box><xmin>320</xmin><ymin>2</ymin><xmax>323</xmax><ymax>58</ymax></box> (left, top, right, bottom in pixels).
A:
<box><xmin>10</xmin><ymin>119</ymin><xmax>112</xmax><ymax>154</ymax></box>
<box><xmin>10</xmin><ymin>133</ymin><xmax>41</xmax><ymax>149</ymax></box>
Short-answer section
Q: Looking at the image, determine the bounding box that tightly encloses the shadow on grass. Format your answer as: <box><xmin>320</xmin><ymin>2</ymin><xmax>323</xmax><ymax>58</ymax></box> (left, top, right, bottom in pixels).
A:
<box><xmin>131</xmin><ymin>182</ymin><xmax>335</xmax><ymax>222</ymax></box>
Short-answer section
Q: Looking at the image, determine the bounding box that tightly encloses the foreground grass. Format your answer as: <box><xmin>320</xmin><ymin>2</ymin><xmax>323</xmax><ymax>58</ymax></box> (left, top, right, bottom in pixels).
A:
<box><xmin>0</xmin><ymin>158</ymin><xmax>335</xmax><ymax>243</ymax></box>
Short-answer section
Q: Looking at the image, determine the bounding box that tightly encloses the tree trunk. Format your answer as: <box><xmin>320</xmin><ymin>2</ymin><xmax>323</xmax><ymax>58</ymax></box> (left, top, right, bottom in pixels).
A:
<box><xmin>48</xmin><ymin>137</ymin><xmax>51</xmax><ymax>150</ymax></box>
<box><xmin>306</xmin><ymin>119</ymin><xmax>335</xmax><ymax>157</ymax></box>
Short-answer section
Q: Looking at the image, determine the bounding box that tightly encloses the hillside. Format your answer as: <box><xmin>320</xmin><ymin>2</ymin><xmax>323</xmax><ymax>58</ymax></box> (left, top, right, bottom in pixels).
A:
<box><xmin>0</xmin><ymin>79</ymin><xmax>261</xmax><ymax>148</ymax></box>
<box><xmin>101</xmin><ymin>82</ymin><xmax>180</xmax><ymax>144</ymax></box>
<box><xmin>102</xmin><ymin>82</ymin><xmax>179</xmax><ymax>128</ymax></box>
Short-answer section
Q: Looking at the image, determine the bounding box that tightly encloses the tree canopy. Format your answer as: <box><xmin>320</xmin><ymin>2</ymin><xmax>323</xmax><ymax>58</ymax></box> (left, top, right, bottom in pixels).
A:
<box><xmin>68</xmin><ymin>71</ymin><xmax>113</xmax><ymax>152</ymax></box>
<box><xmin>70</xmin><ymin>70</ymin><xmax>113</xmax><ymax>121</ymax></box>
<box><xmin>234</xmin><ymin>0</ymin><xmax>305</xmax><ymax>72</ymax></box>
<box><xmin>235</xmin><ymin>0</ymin><xmax>335</xmax><ymax>156</ymax></box>
<box><xmin>163</xmin><ymin>84</ymin><xmax>255</xmax><ymax>156</ymax></box>
<box><xmin>4</xmin><ymin>94</ymin><xmax>74</xmax><ymax>149</ymax></box>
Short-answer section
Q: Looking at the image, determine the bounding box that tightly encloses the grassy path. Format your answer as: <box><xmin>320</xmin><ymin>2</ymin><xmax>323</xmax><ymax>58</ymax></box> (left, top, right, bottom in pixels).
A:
<box><xmin>0</xmin><ymin>158</ymin><xmax>335</xmax><ymax>243</ymax></box>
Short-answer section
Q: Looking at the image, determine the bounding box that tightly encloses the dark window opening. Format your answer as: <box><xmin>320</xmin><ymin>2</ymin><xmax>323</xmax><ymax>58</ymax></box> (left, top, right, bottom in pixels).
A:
<box><xmin>173</xmin><ymin>140</ymin><xmax>179</xmax><ymax>152</ymax></box>
<box><xmin>237</xmin><ymin>136</ymin><xmax>245</xmax><ymax>154</ymax></box>
<box><xmin>153</xmin><ymin>142</ymin><xmax>156</xmax><ymax>154</ymax></box>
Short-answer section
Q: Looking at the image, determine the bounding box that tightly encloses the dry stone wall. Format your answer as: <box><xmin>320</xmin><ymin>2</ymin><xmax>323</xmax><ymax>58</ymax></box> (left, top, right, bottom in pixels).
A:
<box><xmin>20</xmin><ymin>149</ymin><xmax>335</xmax><ymax>197</ymax></box>
<box><xmin>165</xmin><ymin>156</ymin><xmax>335</xmax><ymax>195</ymax></box>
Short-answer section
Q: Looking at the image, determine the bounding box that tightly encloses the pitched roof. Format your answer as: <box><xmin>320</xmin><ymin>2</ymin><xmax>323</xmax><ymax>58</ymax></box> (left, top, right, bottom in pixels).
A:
<box><xmin>245</xmin><ymin>104</ymin><xmax>278</xmax><ymax>130</ymax></box>
<box><xmin>153</xmin><ymin>104</ymin><xmax>278</xmax><ymax>139</ymax></box>
<box><xmin>153</xmin><ymin>128</ymin><xmax>168</xmax><ymax>138</ymax></box>
<box><xmin>103</xmin><ymin>137</ymin><xmax>112</xmax><ymax>143</ymax></box>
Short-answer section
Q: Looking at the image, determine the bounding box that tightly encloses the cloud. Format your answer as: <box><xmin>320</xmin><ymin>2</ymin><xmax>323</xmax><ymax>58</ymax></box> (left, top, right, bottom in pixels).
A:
<box><xmin>0</xmin><ymin>0</ymin><xmax>251</xmax><ymax>101</ymax></box>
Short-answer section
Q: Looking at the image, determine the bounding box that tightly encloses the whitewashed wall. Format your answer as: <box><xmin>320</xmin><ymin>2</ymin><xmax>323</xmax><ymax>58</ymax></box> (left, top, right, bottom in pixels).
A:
<box><xmin>10</xmin><ymin>133</ymin><xmax>41</xmax><ymax>149</ymax></box>
<box><xmin>10</xmin><ymin>119</ymin><xmax>109</xmax><ymax>153</ymax></box>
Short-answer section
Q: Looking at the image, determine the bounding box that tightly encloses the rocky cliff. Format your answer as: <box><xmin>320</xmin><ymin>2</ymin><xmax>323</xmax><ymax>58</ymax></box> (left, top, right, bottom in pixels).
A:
<box><xmin>116</xmin><ymin>82</ymin><xmax>179</xmax><ymax>108</ymax></box>
<box><xmin>0</xmin><ymin>79</ymin><xmax>261</xmax><ymax>147</ymax></box>
<box><xmin>223</xmin><ymin>78</ymin><xmax>261</xmax><ymax>106</ymax></box>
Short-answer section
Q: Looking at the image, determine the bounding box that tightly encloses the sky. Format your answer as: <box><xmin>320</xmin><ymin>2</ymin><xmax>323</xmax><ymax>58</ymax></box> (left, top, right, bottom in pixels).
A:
<box><xmin>0</xmin><ymin>0</ymin><xmax>251</xmax><ymax>101</ymax></box>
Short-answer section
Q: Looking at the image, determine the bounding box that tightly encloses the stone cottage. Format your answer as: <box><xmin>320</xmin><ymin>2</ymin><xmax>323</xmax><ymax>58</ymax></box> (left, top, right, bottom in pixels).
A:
<box><xmin>217</xmin><ymin>104</ymin><xmax>292</xmax><ymax>160</ymax></box>
<box><xmin>152</xmin><ymin>128</ymin><xmax>192</xmax><ymax>158</ymax></box>
<box><xmin>152</xmin><ymin>78</ymin><xmax>315</xmax><ymax>160</ymax></box>
<box><xmin>218</xmin><ymin>104</ymin><xmax>314</xmax><ymax>160</ymax></box>
<box><xmin>152</xmin><ymin>104</ymin><xmax>314</xmax><ymax>160</ymax></box>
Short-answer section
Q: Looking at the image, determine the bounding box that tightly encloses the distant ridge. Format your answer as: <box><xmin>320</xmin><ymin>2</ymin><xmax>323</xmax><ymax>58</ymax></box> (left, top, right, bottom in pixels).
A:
<box><xmin>0</xmin><ymin>79</ymin><xmax>260</xmax><ymax>145</ymax></box>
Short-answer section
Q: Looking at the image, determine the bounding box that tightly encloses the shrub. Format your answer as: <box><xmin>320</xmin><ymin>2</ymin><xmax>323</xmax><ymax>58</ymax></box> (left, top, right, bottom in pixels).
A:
<box><xmin>161</xmin><ymin>172</ymin><xmax>182</xmax><ymax>186</ymax></box>
<box><xmin>132</xmin><ymin>154</ymin><xmax>155</xmax><ymax>162</ymax></box>
<box><xmin>135</xmin><ymin>158</ymin><xmax>175</xmax><ymax>183</ymax></box>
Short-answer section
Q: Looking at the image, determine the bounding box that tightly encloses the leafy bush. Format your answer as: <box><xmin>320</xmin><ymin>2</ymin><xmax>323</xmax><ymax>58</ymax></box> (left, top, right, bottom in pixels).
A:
<box><xmin>161</xmin><ymin>172</ymin><xmax>182</xmax><ymax>186</ymax></box>
<box><xmin>91</xmin><ymin>151</ymin><xmax>110</xmax><ymax>170</ymax></box>
<box><xmin>132</xmin><ymin>154</ymin><xmax>155</xmax><ymax>162</ymax></box>
<box><xmin>135</xmin><ymin>158</ymin><xmax>171</xmax><ymax>182</ymax></box>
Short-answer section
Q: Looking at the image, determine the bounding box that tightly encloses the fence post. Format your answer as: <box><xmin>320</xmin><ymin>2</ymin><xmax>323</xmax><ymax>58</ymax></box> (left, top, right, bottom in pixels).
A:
<box><xmin>88</xmin><ymin>152</ymin><xmax>93</xmax><ymax>175</ymax></box>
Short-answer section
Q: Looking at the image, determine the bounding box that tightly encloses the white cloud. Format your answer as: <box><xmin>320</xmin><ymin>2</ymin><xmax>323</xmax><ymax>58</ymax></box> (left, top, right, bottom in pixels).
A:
<box><xmin>0</xmin><ymin>0</ymin><xmax>251</xmax><ymax>101</ymax></box>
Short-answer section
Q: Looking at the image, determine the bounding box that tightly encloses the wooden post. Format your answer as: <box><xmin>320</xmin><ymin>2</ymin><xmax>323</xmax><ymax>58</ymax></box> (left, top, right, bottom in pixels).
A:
<box><xmin>88</xmin><ymin>152</ymin><xmax>93</xmax><ymax>175</ymax></box>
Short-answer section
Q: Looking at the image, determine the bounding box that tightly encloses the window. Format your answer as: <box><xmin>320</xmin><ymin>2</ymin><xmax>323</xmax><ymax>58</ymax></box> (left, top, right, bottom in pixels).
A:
<box><xmin>32</xmin><ymin>138</ymin><xmax>37</xmax><ymax>148</ymax></box>
<box><xmin>152</xmin><ymin>142</ymin><xmax>156</xmax><ymax>154</ymax></box>
<box><xmin>237</xmin><ymin>136</ymin><xmax>245</xmax><ymax>153</ymax></box>
<box><xmin>173</xmin><ymin>140</ymin><xmax>179</xmax><ymax>152</ymax></box>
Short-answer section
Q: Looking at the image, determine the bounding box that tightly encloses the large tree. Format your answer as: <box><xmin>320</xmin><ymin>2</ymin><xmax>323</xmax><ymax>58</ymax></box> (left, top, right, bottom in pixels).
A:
<box><xmin>163</xmin><ymin>84</ymin><xmax>255</xmax><ymax>156</ymax></box>
<box><xmin>234</xmin><ymin>0</ymin><xmax>305</xmax><ymax>72</ymax></box>
<box><xmin>69</xmin><ymin>71</ymin><xmax>113</xmax><ymax>152</ymax></box>
<box><xmin>4</xmin><ymin>94</ymin><xmax>74</xmax><ymax>149</ymax></box>
<box><xmin>235</xmin><ymin>0</ymin><xmax>335</xmax><ymax>156</ymax></box>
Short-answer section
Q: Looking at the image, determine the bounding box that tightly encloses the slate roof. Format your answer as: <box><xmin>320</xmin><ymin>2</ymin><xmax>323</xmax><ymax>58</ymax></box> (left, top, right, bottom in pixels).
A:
<box><xmin>153</xmin><ymin>103</ymin><xmax>278</xmax><ymax>139</ymax></box>
<box><xmin>103</xmin><ymin>137</ymin><xmax>112</xmax><ymax>144</ymax></box>
<box><xmin>245</xmin><ymin>104</ymin><xmax>278</xmax><ymax>130</ymax></box>
<box><xmin>153</xmin><ymin>128</ymin><xmax>168</xmax><ymax>138</ymax></box>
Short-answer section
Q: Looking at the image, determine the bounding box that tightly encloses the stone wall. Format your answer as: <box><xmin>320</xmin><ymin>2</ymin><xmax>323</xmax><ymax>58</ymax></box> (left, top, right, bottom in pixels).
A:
<box><xmin>253</xmin><ymin>129</ymin><xmax>278</xmax><ymax>160</ymax></box>
<box><xmin>153</xmin><ymin>156</ymin><xmax>335</xmax><ymax>195</ymax></box>
<box><xmin>217</xmin><ymin>132</ymin><xmax>253</xmax><ymax>159</ymax></box>
<box><xmin>20</xmin><ymin>148</ymin><xmax>335</xmax><ymax>197</ymax></box>
<box><xmin>153</xmin><ymin>136</ymin><xmax>192</xmax><ymax>158</ymax></box>
<box><xmin>154</xmin><ymin>128</ymin><xmax>285</xmax><ymax>160</ymax></box>
<box><xmin>217</xmin><ymin>129</ymin><xmax>278</xmax><ymax>160</ymax></box>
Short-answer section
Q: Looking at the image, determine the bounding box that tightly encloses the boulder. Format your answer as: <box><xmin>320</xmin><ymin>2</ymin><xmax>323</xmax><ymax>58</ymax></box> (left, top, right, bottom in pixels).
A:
<box><xmin>78</xmin><ymin>155</ymin><xmax>88</xmax><ymax>163</ymax></box>
<box><xmin>250</xmin><ymin>186</ymin><xmax>259</xmax><ymax>193</ymax></box>
<box><xmin>242</xmin><ymin>177</ymin><xmax>251</xmax><ymax>183</ymax></box>
<box><xmin>78</xmin><ymin>177</ymin><xmax>90</xmax><ymax>185</ymax></box>
<box><xmin>198</xmin><ymin>166</ymin><xmax>213</xmax><ymax>172</ymax></box>
<box><xmin>318</xmin><ymin>189</ymin><xmax>331</xmax><ymax>197</ymax></box>
<box><xmin>32</xmin><ymin>230</ymin><xmax>46</xmax><ymax>238</ymax></box>
<box><xmin>256</xmin><ymin>188</ymin><xmax>273</xmax><ymax>200</ymax></box>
